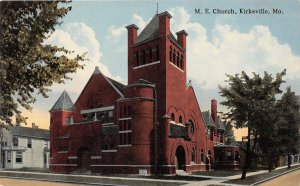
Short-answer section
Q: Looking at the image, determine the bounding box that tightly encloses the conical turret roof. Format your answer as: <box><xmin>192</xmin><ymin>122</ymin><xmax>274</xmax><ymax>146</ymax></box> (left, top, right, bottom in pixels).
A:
<box><xmin>50</xmin><ymin>90</ymin><xmax>74</xmax><ymax>112</ymax></box>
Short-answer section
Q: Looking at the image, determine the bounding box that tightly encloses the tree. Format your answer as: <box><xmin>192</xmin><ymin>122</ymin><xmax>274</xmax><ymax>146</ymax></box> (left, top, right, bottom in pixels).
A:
<box><xmin>277</xmin><ymin>87</ymin><xmax>300</xmax><ymax>168</ymax></box>
<box><xmin>0</xmin><ymin>1</ymin><xmax>86</xmax><ymax>127</ymax></box>
<box><xmin>219</xmin><ymin>70</ymin><xmax>285</xmax><ymax>179</ymax></box>
<box><xmin>223</xmin><ymin>120</ymin><xmax>236</xmax><ymax>145</ymax></box>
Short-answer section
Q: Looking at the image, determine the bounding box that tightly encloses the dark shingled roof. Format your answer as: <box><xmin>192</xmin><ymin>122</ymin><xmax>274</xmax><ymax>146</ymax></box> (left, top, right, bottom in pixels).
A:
<box><xmin>201</xmin><ymin>111</ymin><xmax>215</xmax><ymax>127</ymax></box>
<box><xmin>9</xmin><ymin>126</ymin><xmax>49</xmax><ymax>139</ymax></box>
<box><xmin>50</xmin><ymin>90</ymin><xmax>75</xmax><ymax>112</ymax></box>
<box><xmin>134</xmin><ymin>12</ymin><xmax>179</xmax><ymax>46</ymax></box>
<box><xmin>134</xmin><ymin>14</ymin><xmax>160</xmax><ymax>44</ymax></box>
<box><xmin>216</xmin><ymin>116</ymin><xmax>226</xmax><ymax>131</ymax></box>
<box><xmin>106</xmin><ymin>77</ymin><xmax>126</xmax><ymax>93</ymax></box>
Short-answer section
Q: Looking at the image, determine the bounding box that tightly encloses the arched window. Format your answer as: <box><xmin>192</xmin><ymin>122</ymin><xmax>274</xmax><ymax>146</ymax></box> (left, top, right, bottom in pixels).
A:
<box><xmin>191</xmin><ymin>148</ymin><xmax>195</xmax><ymax>163</ymax></box>
<box><xmin>171</xmin><ymin>113</ymin><xmax>175</xmax><ymax>121</ymax></box>
<box><xmin>142</xmin><ymin>49</ymin><xmax>146</xmax><ymax>64</ymax></box>
<box><xmin>179</xmin><ymin>115</ymin><xmax>182</xmax><ymax>124</ymax></box>
<box><xmin>189</xmin><ymin>120</ymin><xmax>195</xmax><ymax>134</ymax></box>
<box><xmin>149</xmin><ymin>47</ymin><xmax>152</xmax><ymax>63</ymax></box>
<box><xmin>156</xmin><ymin>46</ymin><xmax>159</xmax><ymax>61</ymax></box>
<box><xmin>169</xmin><ymin>47</ymin><xmax>173</xmax><ymax>62</ymax></box>
<box><xmin>177</xmin><ymin>52</ymin><xmax>180</xmax><ymax>67</ymax></box>
<box><xmin>135</xmin><ymin>52</ymin><xmax>139</xmax><ymax>66</ymax></box>
<box><xmin>200</xmin><ymin>149</ymin><xmax>204</xmax><ymax>163</ymax></box>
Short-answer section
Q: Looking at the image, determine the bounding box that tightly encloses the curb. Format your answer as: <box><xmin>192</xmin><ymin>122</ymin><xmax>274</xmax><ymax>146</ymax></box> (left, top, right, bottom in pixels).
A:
<box><xmin>0</xmin><ymin>175</ymin><xmax>119</xmax><ymax>186</ymax></box>
<box><xmin>0</xmin><ymin>171</ymin><xmax>189</xmax><ymax>186</ymax></box>
<box><xmin>250</xmin><ymin>166</ymin><xmax>300</xmax><ymax>186</ymax></box>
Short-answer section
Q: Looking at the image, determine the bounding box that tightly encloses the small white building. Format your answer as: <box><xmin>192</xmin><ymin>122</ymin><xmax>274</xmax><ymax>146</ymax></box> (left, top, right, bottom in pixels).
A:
<box><xmin>0</xmin><ymin>126</ymin><xmax>50</xmax><ymax>169</ymax></box>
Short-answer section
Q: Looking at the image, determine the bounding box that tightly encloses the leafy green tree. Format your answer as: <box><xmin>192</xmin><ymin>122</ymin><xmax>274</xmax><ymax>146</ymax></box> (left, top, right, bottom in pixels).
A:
<box><xmin>0</xmin><ymin>1</ymin><xmax>86</xmax><ymax>127</ymax></box>
<box><xmin>219</xmin><ymin>70</ymin><xmax>285</xmax><ymax>179</ymax></box>
<box><xmin>277</xmin><ymin>87</ymin><xmax>300</xmax><ymax>168</ymax></box>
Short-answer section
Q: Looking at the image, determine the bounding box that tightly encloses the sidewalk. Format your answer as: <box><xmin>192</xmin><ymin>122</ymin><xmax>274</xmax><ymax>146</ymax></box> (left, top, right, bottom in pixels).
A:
<box><xmin>183</xmin><ymin>163</ymin><xmax>300</xmax><ymax>186</ymax></box>
<box><xmin>0</xmin><ymin>163</ymin><xmax>299</xmax><ymax>186</ymax></box>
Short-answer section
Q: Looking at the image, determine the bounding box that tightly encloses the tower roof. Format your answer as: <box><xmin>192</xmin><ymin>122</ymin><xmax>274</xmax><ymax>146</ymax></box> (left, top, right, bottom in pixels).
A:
<box><xmin>201</xmin><ymin>111</ymin><xmax>215</xmax><ymax>128</ymax></box>
<box><xmin>50</xmin><ymin>90</ymin><xmax>75</xmax><ymax>112</ymax></box>
<box><xmin>216</xmin><ymin>116</ymin><xmax>226</xmax><ymax>131</ymax></box>
<box><xmin>134</xmin><ymin>14</ymin><xmax>160</xmax><ymax>45</ymax></box>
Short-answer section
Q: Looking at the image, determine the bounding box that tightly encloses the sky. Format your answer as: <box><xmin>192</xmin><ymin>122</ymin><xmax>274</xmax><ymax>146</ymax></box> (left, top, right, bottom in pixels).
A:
<box><xmin>21</xmin><ymin>0</ymin><xmax>300</xmax><ymax>141</ymax></box>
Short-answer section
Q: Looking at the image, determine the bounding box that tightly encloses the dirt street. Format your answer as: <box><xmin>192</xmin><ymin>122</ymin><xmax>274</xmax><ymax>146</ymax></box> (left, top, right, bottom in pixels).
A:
<box><xmin>258</xmin><ymin>169</ymin><xmax>300</xmax><ymax>186</ymax></box>
<box><xmin>0</xmin><ymin>178</ymin><xmax>91</xmax><ymax>186</ymax></box>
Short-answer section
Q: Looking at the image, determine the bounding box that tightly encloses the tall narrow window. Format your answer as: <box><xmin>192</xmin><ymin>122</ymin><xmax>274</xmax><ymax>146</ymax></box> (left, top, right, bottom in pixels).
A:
<box><xmin>27</xmin><ymin>138</ymin><xmax>32</xmax><ymax>148</ymax></box>
<box><xmin>16</xmin><ymin>152</ymin><xmax>23</xmax><ymax>163</ymax></box>
<box><xmin>177</xmin><ymin>52</ymin><xmax>180</xmax><ymax>67</ymax></box>
<box><xmin>180</xmin><ymin>55</ymin><xmax>184</xmax><ymax>69</ymax></box>
<box><xmin>7</xmin><ymin>152</ymin><xmax>11</xmax><ymax>163</ymax></box>
<box><xmin>173</xmin><ymin>50</ymin><xmax>176</xmax><ymax>64</ymax></box>
<box><xmin>135</xmin><ymin>52</ymin><xmax>139</xmax><ymax>66</ymax></box>
<box><xmin>169</xmin><ymin>47</ymin><xmax>173</xmax><ymax>62</ymax></box>
<box><xmin>210</xmin><ymin>129</ymin><xmax>213</xmax><ymax>140</ymax></box>
<box><xmin>156</xmin><ymin>46</ymin><xmax>159</xmax><ymax>61</ymax></box>
<box><xmin>149</xmin><ymin>47</ymin><xmax>152</xmax><ymax>63</ymax></box>
<box><xmin>13</xmin><ymin>137</ymin><xmax>18</xmax><ymax>147</ymax></box>
<box><xmin>171</xmin><ymin>113</ymin><xmax>175</xmax><ymax>121</ymax></box>
<box><xmin>179</xmin><ymin>116</ymin><xmax>182</xmax><ymax>124</ymax></box>
<box><xmin>142</xmin><ymin>49</ymin><xmax>146</xmax><ymax>64</ymax></box>
<box><xmin>200</xmin><ymin>149</ymin><xmax>204</xmax><ymax>163</ymax></box>
<box><xmin>191</xmin><ymin>148</ymin><xmax>195</xmax><ymax>163</ymax></box>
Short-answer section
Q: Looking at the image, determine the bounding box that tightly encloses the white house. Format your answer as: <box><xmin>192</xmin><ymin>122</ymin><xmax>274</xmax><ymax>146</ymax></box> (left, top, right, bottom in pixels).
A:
<box><xmin>0</xmin><ymin>126</ymin><xmax>50</xmax><ymax>169</ymax></box>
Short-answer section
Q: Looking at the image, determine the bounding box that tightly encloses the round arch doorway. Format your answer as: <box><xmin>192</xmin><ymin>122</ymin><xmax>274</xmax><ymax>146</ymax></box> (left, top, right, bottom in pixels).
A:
<box><xmin>175</xmin><ymin>145</ymin><xmax>186</xmax><ymax>171</ymax></box>
<box><xmin>78</xmin><ymin>147</ymin><xmax>91</xmax><ymax>172</ymax></box>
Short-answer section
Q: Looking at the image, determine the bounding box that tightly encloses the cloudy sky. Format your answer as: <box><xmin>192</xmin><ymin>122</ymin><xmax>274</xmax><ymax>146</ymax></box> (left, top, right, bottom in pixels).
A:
<box><xmin>22</xmin><ymin>0</ymin><xmax>300</xmax><ymax>140</ymax></box>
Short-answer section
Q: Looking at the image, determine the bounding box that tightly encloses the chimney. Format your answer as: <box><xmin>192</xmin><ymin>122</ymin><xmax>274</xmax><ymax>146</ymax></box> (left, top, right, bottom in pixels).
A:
<box><xmin>211</xmin><ymin>99</ymin><xmax>217</xmax><ymax>123</ymax></box>
<box><xmin>125</xmin><ymin>24</ymin><xmax>139</xmax><ymax>46</ymax></box>
<box><xmin>158</xmin><ymin>11</ymin><xmax>172</xmax><ymax>37</ymax></box>
<box><xmin>176</xmin><ymin>30</ymin><xmax>188</xmax><ymax>49</ymax></box>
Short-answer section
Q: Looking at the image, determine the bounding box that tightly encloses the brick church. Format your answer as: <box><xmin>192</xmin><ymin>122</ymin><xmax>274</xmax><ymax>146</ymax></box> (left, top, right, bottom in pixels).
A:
<box><xmin>49</xmin><ymin>11</ymin><xmax>239</xmax><ymax>175</ymax></box>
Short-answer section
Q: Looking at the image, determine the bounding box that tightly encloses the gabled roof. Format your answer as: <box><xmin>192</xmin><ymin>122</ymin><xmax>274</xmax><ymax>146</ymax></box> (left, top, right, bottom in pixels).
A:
<box><xmin>216</xmin><ymin>116</ymin><xmax>226</xmax><ymax>131</ymax></box>
<box><xmin>134</xmin><ymin>14</ymin><xmax>160</xmax><ymax>45</ymax></box>
<box><xmin>50</xmin><ymin>90</ymin><xmax>74</xmax><ymax>112</ymax></box>
<box><xmin>106</xmin><ymin>77</ymin><xmax>126</xmax><ymax>93</ymax></box>
<box><xmin>201</xmin><ymin>111</ymin><xmax>215</xmax><ymax>127</ymax></box>
<box><xmin>93</xmin><ymin>66</ymin><xmax>125</xmax><ymax>97</ymax></box>
<box><xmin>9</xmin><ymin>126</ymin><xmax>49</xmax><ymax>139</ymax></box>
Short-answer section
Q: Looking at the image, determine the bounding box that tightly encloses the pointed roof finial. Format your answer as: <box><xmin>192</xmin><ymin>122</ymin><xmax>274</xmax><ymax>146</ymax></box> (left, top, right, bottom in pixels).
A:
<box><xmin>93</xmin><ymin>66</ymin><xmax>101</xmax><ymax>74</ymax></box>
<box><xmin>156</xmin><ymin>3</ymin><xmax>158</xmax><ymax>14</ymax></box>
